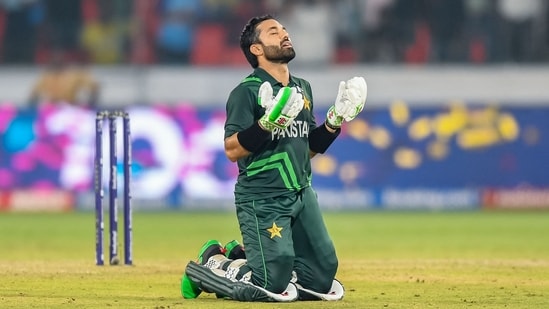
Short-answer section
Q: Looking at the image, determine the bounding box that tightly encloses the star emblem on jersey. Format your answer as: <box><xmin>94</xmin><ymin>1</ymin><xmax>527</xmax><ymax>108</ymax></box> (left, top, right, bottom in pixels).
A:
<box><xmin>295</xmin><ymin>86</ymin><xmax>310</xmax><ymax>111</ymax></box>
<box><xmin>267</xmin><ymin>222</ymin><xmax>283</xmax><ymax>239</ymax></box>
<box><xmin>303</xmin><ymin>95</ymin><xmax>311</xmax><ymax>110</ymax></box>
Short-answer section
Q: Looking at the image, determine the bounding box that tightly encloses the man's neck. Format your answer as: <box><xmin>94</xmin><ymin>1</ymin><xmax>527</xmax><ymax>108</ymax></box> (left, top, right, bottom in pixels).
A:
<box><xmin>259</xmin><ymin>62</ymin><xmax>290</xmax><ymax>86</ymax></box>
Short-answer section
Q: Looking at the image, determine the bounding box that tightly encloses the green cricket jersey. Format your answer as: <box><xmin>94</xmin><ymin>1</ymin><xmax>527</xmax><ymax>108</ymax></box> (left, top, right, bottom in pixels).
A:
<box><xmin>224</xmin><ymin>68</ymin><xmax>318</xmax><ymax>203</ymax></box>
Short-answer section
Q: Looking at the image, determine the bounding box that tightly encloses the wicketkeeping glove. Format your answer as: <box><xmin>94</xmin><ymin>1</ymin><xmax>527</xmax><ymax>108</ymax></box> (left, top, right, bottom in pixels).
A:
<box><xmin>326</xmin><ymin>76</ymin><xmax>368</xmax><ymax>128</ymax></box>
<box><xmin>258</xmin><ymin>82</ymin><xmax>304</xmax><ymax>131</ymax></box>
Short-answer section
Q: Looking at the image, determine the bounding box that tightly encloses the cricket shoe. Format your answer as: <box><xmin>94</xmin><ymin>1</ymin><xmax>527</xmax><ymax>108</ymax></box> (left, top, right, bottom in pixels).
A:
<box><xmin>224</xmin><ymin>239</ymin><xmax>246</xmax><ymax>260</ymax></box>
<box><xmin>181</xmin><ymin>240</ymin><xmax>226</xmax><ymax>299</ymax></box>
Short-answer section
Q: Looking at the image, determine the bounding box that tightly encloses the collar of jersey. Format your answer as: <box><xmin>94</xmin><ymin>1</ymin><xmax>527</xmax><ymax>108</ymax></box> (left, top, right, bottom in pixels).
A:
<box><xmin>253</xmin><ymin>67</ymin><xmax>298</xmax><ymax>87</ymax></box>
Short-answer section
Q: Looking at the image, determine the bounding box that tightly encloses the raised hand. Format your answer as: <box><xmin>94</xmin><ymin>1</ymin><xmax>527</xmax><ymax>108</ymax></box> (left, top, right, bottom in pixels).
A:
<box><xmin>258</xmin><ymin>82</ymin><xmax>304</xmax><ymax>131</ymax></box>
<box><xmin>326</xmin><ymin>77</ymin><xmax>368</xmax><ymax>128</ymax></box>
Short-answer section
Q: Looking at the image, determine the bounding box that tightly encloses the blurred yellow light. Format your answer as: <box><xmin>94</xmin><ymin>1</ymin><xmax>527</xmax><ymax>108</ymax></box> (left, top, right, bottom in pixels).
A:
<box><xmin>339</xmin><ymin>162</ymin><xmax>361</xmax><ymax>183</ymax></box>
<box><xmin>497</xmin><ymin>113</ymin><xmax>519</xmax><ymax>141</ymax></box>
<box><xmin>311</xmin><ymin>155</ymin><xmax>337</xmax><ymax>176</ymax></box>
<box><xmin>408</xmin><ymin>116</ymin><xmax>432</xmax><ymax>141</ymax></box>
<box><xmin>389</xmin><ymin>100</ymin><xmax>410</xmax><ymax>126</ymax></box>
<box><xmin>433</xmin><ymin>107</ymin><xmax>468</xmax><ymax>139</ymax></box>
<box><xmin>457</xmin><ymin>127</ymin><xmax>499</xmax><ymax>149</ymax></box>
<box><xmin>393</xmin><ymin>147</ymin><xmax>421</xmax><ymax>169</ymax></box>
<box><xmin>347</xmin><ymin>119</ymin><xmax>369</xmax><ymax>141</ymax></box>
<box><xmin>427</xmin><ymin>140</ymin><xmax>449</xmax><ymax>160</ymax></box>
<box><xmin>468</xmin><ymin>106</ymin><xmax>498</xmax><ymax>127</ymax></box>
<box><xmin>369</xmin><ymin>126</ymin><xmax>391</xmax><ymax>149</ymax></box>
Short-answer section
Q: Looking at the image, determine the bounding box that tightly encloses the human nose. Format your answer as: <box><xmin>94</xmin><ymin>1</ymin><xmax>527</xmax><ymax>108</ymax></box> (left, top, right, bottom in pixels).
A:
<box><xmin>281</xmin><ymin>29</ymin><xmax>289</xmax><ymax>40</ymax></box>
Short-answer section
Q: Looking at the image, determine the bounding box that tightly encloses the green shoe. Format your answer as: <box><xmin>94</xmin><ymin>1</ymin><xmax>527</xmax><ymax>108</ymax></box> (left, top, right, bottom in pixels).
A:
<box><xmin>181</xmin><ymin>272</ymin><xmax>201</xmax><ymax>299</ymax></box>
<box><xmin>180</xmin><ymin>240</ymin><xmax>224</xmax><ymax>299</ymax></box>
<box><xmin>224</xmin><ymin>239</ymin><xmax>246</xmax><ymax>260</ymax></box>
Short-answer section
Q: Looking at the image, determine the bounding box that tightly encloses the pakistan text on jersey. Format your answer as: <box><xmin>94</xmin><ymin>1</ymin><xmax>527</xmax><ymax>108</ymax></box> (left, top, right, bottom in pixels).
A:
<box><xmin>271</xmin><ymin>120</ymin><xmax>309</xmax><ymax>139</ymax></box>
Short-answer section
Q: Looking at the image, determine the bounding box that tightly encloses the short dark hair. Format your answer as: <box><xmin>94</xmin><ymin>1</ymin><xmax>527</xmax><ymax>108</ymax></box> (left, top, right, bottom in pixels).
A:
<box><xmin>239</xmin><ymin>14</ymin><xmax>275</xmax><ymax>68</ymax></box>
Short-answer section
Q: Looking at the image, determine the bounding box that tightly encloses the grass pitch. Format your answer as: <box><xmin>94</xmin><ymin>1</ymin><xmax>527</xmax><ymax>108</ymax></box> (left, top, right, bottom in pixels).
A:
<box><xmin>1</xmin><ymin>210</ymin><xmax>548</xmax><ymax>308</ymax></box>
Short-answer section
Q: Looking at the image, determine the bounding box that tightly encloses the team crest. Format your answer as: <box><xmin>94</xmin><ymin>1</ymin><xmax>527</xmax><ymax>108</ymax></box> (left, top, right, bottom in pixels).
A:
<box><xmin>303</xmin><ymin>95</ymin><xmax>311</xmax><ymax>110</ymax></box>
<box><xmin>267</xmin><ymin>222</ymin><xmax>283</xmax><ymax>239</ymax></box>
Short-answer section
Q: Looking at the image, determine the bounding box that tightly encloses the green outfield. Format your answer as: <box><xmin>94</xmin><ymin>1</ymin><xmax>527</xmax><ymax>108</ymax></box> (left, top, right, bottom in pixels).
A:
<box><xmin>1</xmin><ymin>210</ymin><xmax>548</xmax><ymax>308</ymax></box>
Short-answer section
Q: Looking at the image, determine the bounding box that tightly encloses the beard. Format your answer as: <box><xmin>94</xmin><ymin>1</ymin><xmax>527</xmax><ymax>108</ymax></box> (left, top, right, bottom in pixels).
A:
<box><xmin>262</xmin><ymin>43</ymin><xmax>296</xmax><ymax>64</ymax></box>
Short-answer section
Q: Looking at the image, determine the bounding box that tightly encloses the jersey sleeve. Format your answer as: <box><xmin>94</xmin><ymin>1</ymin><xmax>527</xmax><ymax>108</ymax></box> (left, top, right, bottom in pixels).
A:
<box><xmin>224</xmin><ymin>84</ymin><xmax>260</xmax><ymax>139</ymax></box>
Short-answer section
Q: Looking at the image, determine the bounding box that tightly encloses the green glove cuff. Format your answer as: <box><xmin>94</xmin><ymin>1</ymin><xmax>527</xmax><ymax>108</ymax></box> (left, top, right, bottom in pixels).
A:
<box><xmin>258</xmin><ymin>114</ymin><xmax>278</xmax><ymax>132</ymax></box>
<box><xmin>326</xmin><ymin>106</ymin><xmax>343</xmax><ymax>128</ymax></box>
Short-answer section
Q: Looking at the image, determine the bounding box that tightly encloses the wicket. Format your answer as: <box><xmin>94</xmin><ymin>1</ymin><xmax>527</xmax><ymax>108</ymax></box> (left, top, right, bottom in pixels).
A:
<box><xmin>94</xmin><ymin>110</ymin><xmax>132</xmax><ymax>266</ymax></box>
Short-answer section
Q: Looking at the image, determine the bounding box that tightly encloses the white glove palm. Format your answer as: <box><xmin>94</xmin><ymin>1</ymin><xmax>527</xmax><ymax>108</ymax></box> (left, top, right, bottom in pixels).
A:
<box><xmin>258</xmin><ymin>82</ymin><xmax>304</xmax><ymax>131</ymax></box>
<box><xmin>327</xmin><ymin>77</ymin><xmax>368</xmax><ymax>128</ymax></box>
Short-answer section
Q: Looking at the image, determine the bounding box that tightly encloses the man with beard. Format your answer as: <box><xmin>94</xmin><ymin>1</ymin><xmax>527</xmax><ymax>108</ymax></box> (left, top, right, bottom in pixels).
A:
<box><xmin>182</xmin><ymin>15</ymin><xmax>367</xmax><ymax>302</ymax></box>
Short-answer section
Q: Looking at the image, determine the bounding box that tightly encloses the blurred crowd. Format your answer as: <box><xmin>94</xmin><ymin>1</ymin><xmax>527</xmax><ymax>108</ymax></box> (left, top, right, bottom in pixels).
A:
<box><xmin>0</xmin><ymin>0</ymin><xmax>548</xmax><ymax>66</ymax></box>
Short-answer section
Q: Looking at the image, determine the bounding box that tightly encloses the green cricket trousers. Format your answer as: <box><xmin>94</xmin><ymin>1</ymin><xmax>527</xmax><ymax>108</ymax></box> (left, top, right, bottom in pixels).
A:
<box><xmin>235</xmin><ymin>186</ymin><xmax>338</xmax><ymax>294</ymax></box>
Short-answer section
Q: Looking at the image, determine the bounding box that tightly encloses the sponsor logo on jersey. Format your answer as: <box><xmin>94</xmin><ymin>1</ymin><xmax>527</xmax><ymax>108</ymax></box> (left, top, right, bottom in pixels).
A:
<box><xmin>271</xmin><ymin>120</ymin><xmax>309</xmax><ymax>139</ymax></box>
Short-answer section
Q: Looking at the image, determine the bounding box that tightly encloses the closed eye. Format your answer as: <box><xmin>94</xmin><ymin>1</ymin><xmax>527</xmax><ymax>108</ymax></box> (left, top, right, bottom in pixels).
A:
<box><xmin>266</xmin><ymin>26</ymin><xmax>287</xmax><ymax>36</ymax></box>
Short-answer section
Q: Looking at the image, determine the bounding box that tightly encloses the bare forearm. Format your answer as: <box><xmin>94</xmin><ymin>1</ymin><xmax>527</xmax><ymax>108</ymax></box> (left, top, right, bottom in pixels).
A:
<box><xmin>224</xmin><ymin>133</ymin><xmax>251</xmax><ymax>162</ymax></box>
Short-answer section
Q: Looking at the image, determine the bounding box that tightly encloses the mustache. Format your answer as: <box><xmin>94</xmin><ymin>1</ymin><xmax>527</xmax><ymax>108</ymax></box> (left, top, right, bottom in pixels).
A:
<box><xmin>281</xmin><ymin>39</ymin><xmax>291</xmax><ymax>46</ymax></box>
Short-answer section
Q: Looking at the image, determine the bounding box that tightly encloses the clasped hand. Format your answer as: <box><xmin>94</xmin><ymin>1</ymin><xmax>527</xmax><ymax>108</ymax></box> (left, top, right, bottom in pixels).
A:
<box><xmin>258</xmin><ymin>82</ymin><xmax>304</xmax><ymax>131</ymax></box>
